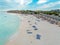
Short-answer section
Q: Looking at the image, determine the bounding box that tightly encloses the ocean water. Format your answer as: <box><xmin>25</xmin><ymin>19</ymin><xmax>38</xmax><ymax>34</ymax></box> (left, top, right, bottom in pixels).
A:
<box><xmin>0</xmin><ymin>12</ymin><xmax>20</xmax><ymax>45</ymax></box>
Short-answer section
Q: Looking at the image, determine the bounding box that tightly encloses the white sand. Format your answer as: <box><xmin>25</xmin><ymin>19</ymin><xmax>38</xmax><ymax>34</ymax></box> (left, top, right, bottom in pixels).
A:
<box><xmin>6</xmin><ymin>14</ymin><xmax>60</xmax><ymax>45</ymax></box>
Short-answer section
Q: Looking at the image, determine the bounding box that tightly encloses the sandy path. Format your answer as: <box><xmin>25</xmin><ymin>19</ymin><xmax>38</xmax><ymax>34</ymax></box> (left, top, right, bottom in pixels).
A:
<box><xmin>6</xmin><ymin>15</ymin><xmax>60</xmax><ymax>45</ymax></box>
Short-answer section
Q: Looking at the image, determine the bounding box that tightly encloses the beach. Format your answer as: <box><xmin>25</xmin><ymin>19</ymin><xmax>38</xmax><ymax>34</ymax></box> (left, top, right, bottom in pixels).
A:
<box><xmin>6</xmin><ymin>14</ymin><xmax>60</xmax><ymax>45</ymax></box>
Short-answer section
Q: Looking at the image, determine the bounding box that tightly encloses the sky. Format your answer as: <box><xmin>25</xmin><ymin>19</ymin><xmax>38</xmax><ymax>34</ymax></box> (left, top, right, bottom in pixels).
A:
<box><xmin>0</xmin><ymin>0</ymin><xmax>60</xmax><ymax>11</ymax></box>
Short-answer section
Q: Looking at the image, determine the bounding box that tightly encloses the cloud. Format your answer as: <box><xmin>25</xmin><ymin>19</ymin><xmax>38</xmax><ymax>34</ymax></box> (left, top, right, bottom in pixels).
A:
<box><xmin>37</xmin><ymin>1</ymin><xmax>60</xmax><ymax>9</ymax></box>
<box><xmin>37</xmin><ymin>0</ymin><xmax>48</xmax><ymax>4</ymax></box>
<box><xmin>5</xmin><ymin>0</ymin><xmax>32</xmax><ymax>5</ymax></box>
<box><xmin>42</xmin><ymin>1</ymin><xmax>60</xmax><ymax>8</ymax></box>
<box><xmin>15</xmin><ymin>0</ymin><xmax>32</xmax><ymax>5</ymax></box>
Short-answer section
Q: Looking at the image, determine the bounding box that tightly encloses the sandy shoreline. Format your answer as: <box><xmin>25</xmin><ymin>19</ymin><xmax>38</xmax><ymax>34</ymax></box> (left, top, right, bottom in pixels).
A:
<box><xmin>6</xmin><ymin>14</ymin><xmax>60</xmax><ymax>45</ymax></box>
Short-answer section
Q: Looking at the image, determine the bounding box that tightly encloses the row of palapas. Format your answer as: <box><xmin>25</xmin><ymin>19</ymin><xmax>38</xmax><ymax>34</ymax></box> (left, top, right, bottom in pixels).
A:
<box><xmin>39</xmin><ymin>14</ymin><xmax>60</xmax><ymax>27</ymax></box>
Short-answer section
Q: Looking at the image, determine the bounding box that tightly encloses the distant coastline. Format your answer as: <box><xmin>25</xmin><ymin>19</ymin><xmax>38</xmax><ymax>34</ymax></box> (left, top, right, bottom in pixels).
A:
<box><xmin>7</xmin><ymin>9</ymin><xmax>60</xmax><ymax>16</ymax></box>
<box><xmin>7</xmin><ymin>9</ymin><xmax>60</xmax><ymax>18</ymax></box>
<box><xmin>7</xmin><ymin>9</ymin><xmax>60</xmax><ymax>27</ymax></box>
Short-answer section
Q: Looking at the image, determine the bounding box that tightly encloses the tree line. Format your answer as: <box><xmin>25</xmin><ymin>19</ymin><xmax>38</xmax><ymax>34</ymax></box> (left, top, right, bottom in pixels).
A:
<box><xmin>7</xmin><ymin>9</ymin><xmax>60</xmax><ymax>17</ymax></box>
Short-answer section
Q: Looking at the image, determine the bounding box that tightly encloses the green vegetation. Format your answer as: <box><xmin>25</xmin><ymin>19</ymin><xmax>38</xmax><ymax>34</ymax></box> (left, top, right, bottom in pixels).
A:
<box><xmin>41</xmin><ymin>9</ymin><xmax>60</xmax><ymax>16</ymax></box>
<box><xmin>7</xmin><ymin>9</ymin><xmax>60</xmax><ymax>17</ymax></box>
<box><xmin>42</xmin><ymin>11</ymin><xmax>60</xmax><ymax>16</ymax></box>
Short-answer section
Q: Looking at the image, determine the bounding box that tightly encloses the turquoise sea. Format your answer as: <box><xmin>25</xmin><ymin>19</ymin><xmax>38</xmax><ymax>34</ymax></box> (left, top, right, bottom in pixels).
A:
<box><xmin>0</xmin><ymin>12</ymin><xmax>20</xmax><ymax>45</ymax></box>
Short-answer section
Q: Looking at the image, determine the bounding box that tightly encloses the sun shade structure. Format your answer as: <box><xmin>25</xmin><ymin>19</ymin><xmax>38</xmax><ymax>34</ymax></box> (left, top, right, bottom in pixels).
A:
<box><xmin>32</xmin><ymin>25</ymin><xmax>38</xmax><ymax>30</ymax></box>
<box><xmin>27</xmin><ymin>32</ymin><xmax>32</xmax><ymax>34</ymax></box>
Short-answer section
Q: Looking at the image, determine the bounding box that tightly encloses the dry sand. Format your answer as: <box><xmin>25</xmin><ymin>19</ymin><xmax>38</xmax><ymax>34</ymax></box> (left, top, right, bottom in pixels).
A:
<box><xmin>6</xmin><ymin>14</ymin><xmax>60</xmax><ymax>45</ymax></box>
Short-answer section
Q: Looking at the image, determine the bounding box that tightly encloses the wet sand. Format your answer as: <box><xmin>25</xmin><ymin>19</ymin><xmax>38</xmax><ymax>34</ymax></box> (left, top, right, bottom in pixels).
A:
<box><xmin>6</xmin><ymin>14</ymin><xmax>60</xmax><ymax>45</ymax></box>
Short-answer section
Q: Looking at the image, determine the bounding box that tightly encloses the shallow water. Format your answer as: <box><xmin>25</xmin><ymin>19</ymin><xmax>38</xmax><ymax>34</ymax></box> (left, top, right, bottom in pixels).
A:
<box><xmin>0</xmin><ymin>12</ymin><xmax>20</xmax><ymax>45</ymax></box>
